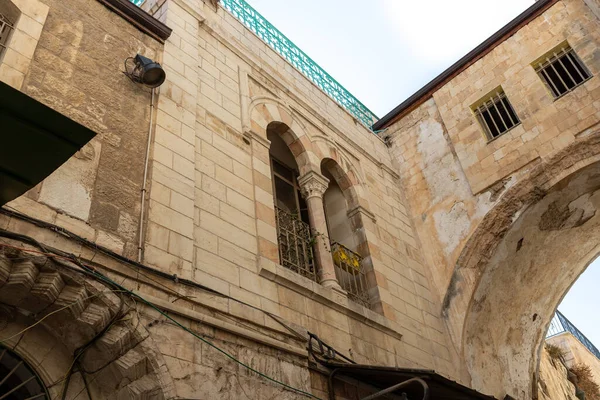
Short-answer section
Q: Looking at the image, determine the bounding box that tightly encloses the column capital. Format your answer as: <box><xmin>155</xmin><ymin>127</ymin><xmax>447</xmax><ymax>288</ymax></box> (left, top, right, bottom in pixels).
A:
<box><xmin>298</xmin><ymin>171</ymin><xmax>329</xmax><ymax>199</ymax></box>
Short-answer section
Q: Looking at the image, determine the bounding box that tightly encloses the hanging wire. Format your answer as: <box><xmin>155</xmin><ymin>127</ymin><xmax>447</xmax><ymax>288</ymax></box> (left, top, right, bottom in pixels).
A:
<box><xmin>0</xmin><ymin>239</ymin><xmax>323</xmax><ymax>400</ymax></box>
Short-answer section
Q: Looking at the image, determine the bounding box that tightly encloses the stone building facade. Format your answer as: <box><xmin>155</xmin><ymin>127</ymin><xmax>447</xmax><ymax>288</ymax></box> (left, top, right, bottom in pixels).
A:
<box><xmin>0</xmin><ymin>0</ymin><xmax>598</xmax><ymax>398</ymax></box>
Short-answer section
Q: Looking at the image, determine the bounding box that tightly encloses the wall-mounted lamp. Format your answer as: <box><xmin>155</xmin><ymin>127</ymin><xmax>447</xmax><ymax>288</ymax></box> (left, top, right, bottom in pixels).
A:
<box><xmin>124</xmin><ymin>54</ymin><xmax>166</xmax><ymax>88</ymax></box>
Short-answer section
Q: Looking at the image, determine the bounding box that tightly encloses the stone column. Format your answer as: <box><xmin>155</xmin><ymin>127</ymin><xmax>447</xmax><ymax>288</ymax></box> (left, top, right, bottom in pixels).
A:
<box><xmin>298</xmin><ymin>171</ymin><xmax>343</xmax><ymax>292</ymax></box>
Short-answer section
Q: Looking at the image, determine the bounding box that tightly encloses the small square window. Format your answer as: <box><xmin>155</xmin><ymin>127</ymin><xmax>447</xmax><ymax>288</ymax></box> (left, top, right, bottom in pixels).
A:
<box><xmin>535</xmin><ymin>45</ymin><xmax>591</xmax><ymax>99</ymax></box>
<box><xmin>0</xmin><ymin>13</ymin><xmax>14</xmax><ymax>58</ymax></box>
<box><xmin>473</xmin><ymin>90</ymin><xmax>521</xmax><ymax>140</ymax></box>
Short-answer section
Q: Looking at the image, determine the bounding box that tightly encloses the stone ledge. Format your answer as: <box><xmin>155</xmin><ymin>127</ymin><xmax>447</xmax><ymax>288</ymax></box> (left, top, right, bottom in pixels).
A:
<box><xmin>258</xmin><ymin>257</ymin><xmax>403</xmax><ymax>341</ymax></box>
<box><xmin>137</xmin><ymin>292</ymin><xmax>309</xmax><ymax>359</ymax></box>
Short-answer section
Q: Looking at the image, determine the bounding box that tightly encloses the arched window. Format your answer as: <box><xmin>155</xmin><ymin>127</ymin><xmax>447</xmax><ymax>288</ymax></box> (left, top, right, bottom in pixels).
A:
<box><xmin>0</xmin><ymin>345</ymin><xmax>48</xmax><ymax>399</ymax></box>
<box><xmin>0</xmin><ymin>0</ymin><xmax>19</xmax><ymax>59</ymax></box>
<box><xmin>321</xmin><ymin>159</ymin><xmax>370</xmax><ymax>307</ymax></box>
<box><xmin>268</xmin><ymin>123</ymin><xmax>316</xmax><ymax>281</ymax></box>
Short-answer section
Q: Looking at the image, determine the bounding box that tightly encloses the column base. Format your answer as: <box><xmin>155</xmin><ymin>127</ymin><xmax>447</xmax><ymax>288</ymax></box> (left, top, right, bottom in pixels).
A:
<box><xmin>320</xmin><ymin>279</ymin><xmax>346</xmax><ymax>295</ymax></box>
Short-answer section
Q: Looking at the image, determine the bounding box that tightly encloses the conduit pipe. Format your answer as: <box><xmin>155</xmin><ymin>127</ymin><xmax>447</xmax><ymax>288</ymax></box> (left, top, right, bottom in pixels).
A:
<box><xmin>138</xmin><ymin>87</ymin><xmax>156</xmax><ymax>262</ymax></box>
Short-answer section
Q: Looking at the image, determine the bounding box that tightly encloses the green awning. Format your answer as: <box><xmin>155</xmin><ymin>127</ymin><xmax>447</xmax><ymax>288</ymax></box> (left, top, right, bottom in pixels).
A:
<box><xmin>0</xmin><ymin>81</ymin><xmax>96</xmax><ymax>206</ymax></box>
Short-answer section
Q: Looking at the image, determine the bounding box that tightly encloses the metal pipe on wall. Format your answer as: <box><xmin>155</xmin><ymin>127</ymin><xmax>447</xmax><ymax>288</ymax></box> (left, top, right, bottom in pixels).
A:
<box><xmin>138</xmin><ymin>87</ymin><xmax>156</xmax><ymax>262</ymax></box>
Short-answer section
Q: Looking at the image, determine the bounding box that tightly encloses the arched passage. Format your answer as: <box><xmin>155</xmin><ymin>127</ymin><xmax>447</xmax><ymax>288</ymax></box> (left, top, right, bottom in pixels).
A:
<box><xmin>0</xmin><ymin>243</ymin><xmax>174</xmax><ymax>399</ymax></box>
<box><xmin>462</xmin><ymin>160</ymin><xmax>600</xmax><ymax>399</ymax></box>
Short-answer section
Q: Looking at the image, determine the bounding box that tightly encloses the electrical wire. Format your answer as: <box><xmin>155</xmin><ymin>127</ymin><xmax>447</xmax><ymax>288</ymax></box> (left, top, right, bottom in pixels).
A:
<box><xmin>87</xmin><ymin>270</ymin><xmax>324</xmax><ymax>400</ymax></box>
<box><xmin>0</xmin><ymin>236</ymin><xmax>323</xmax><ymax>399</ymax></box>
<box><xmin>0</xmin><ymin>207</ymin><xmax>313</xmax><ymax>343</ymax></box>
<box><xmin>0</xmin><ymin>289</ymin><xmax>125</xmax><ymax>345</ymax></box>
<box><xmin>0</xmin><ymin>208</ymin><xmax>357</xmax><ymax>364</ymax></box>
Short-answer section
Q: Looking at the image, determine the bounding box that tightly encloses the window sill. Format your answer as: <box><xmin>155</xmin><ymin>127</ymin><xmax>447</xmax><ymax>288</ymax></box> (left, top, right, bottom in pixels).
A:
<box><xmin>258</xmin><ymin>256</ymin><xmax>403</xmax><ymax>341</ymax></box>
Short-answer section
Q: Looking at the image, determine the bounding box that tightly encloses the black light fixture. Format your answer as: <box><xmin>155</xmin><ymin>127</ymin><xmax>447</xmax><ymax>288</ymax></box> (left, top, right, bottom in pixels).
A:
<box><xmin>124</xmin><ymin>54</ymin><xmax>166</xmax><ymax>88</ymax></box>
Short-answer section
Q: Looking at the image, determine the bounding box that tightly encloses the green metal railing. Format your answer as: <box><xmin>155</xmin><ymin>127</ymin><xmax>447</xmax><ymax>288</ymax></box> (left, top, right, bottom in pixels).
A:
<box><xmin>220</xmin><ymin>0</ymin><xmax>379</xmax><ymax>130</ymax></box>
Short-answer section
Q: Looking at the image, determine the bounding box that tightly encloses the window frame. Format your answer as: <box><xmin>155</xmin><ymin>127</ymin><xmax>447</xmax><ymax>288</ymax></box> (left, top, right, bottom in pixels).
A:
<box><xmin>0</xmin><ymin>11</ymin><xmax>14</xmax><ymax>59</ymax></box>
<box><xmin>472</xmin><ymin>89</ymin><xmax>521</xmax><ymax>141</ymax></box>
<box><xmin>533</xmin><ymin>44</ymin><xmax>592</xmax><ymax>101</ymax></box>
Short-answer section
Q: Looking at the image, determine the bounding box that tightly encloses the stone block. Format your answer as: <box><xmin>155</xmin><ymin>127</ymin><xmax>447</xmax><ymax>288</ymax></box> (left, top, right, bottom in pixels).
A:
<box><xmin>168</xmin><ymin>231</ymin><xmax>194</xmax><ymax>261</ymax></box>
<box><xmin>196</xmin><ymin>248</ymin><xmax>240</xmax><ymax>286</ymax></box>
<box><xmin>148</xmin><ymin>200</ymin><xmax>193</xmax><ymax>239</ymax></box>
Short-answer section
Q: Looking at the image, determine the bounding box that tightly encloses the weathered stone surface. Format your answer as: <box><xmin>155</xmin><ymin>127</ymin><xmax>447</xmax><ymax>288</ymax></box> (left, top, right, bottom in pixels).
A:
<box><xmin>3</xmin><ymin>0</ymin><xmax>599</xmax><ymax>398</ymax></box>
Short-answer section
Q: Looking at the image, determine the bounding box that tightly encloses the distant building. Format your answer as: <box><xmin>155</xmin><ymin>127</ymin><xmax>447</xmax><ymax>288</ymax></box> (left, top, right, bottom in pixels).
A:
<box><xmin>546</xmin><ymin>311</ymin><xmax>600</xmax><ymax>384</ymax></box>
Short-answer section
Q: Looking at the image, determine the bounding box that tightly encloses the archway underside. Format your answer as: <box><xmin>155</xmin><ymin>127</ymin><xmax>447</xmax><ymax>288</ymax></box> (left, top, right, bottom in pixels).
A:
<box><xmin>0</xmin><ymin>240</ymin><xmax>172</xmax><ymax>399</ymax></box>
<box><xmin>464</xmin><ymin>161</ymin><xmax>600</xmax><ymax>399</ymax></box>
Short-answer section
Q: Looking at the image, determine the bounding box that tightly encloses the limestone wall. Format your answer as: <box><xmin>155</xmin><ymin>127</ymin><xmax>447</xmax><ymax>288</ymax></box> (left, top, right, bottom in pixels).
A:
<box><xmin>139</xmin><ymin>0</ymin><xmax>457</xmax><ymax>381</ymax></box>
<box><xmin>1</xmin><ymin>0</ymin><xmax>163</xmax><ymax>260</ymax></box>
<box><xmin>547</xmin><ymin>332</ymin><xmax>600</xmax><ymax>385</ymax></box>
<box><xmin>385</xmin><ymin>0</ymin><xmax>600</xmax><ymax>397</ymax></box>
<box><xmin>538</xmin><ymin>347</ymin><xmax>579</xmax><ymax>400</ymax></box>
<box><xmin>0</xmin><ymin>0</ymin><xmax>461</xmax><ymax>397</ymax></box>
<box><xmin>388</xmin><ymin>0</ymin><xmax>600</xmax><ymax>300</ymax></box>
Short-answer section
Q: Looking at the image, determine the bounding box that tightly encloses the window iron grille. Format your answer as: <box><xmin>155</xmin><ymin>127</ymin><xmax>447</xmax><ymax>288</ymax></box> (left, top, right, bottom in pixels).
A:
<box><xmin>546</xmin><ymin>310</ymin><xmax>600</xmax><ymax>361</ymax></box>
<box><xmin>473</xmin><ymin>91</ymin><xmax>520</xmax><ymax>140</ymax></box>
<box><xmin>220</xmin><ymin>0</ymin><xmax>379</xmax><ymax>130</ymax></box>
<box><xmin>331</xmin><ymin>242</ymin><xmax>370</xmax><ymax>308</ymax></box>
<box><xmin>0</xmin><ymin>345</ymin><xmax>49</xmax><ymax>400</ymax></box>
<box><xmin>535</xmin><ymin>46</ymin><xmax>591</xmax><ymax>99</ymax></box>
<box><xmin>275</xmin><ymin>205</ymin><xmax>318</xmax><ymax>282</ymax></box>
<box><xmin>0</xmin><ymin>13</ymin><xmax>14</xmax><ymax>57</ymax></box>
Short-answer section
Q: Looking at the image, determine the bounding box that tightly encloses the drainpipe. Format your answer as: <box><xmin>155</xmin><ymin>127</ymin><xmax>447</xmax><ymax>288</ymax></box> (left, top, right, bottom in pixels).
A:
<box><xmin>138</xmin><ymin>87</ymin><xmax>156</xmax><ymax>262</ymax></box>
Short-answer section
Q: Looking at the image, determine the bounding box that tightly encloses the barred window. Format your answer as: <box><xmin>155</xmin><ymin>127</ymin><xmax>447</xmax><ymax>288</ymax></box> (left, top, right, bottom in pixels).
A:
<box><xmin>473</xmin><ymin>90</ymin><xmax>520</xmax><ymax>140</ymax></box>
<box><xmin>0</xmin><ymin>12</ymin><xmax>14</xmax><ymax>57</ymax></box>
<box><xmin>535</xmin><ymin>46</ymin><xmax>591</xmax><ymax>99</ymax></box>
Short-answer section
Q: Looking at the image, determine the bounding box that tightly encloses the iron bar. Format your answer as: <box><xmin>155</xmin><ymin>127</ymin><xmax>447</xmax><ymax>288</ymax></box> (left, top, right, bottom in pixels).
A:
<box><xmin>554</xmin><ymin>51</ymin><xmax>577</xmax><ymax>87</ymax></box>
<box><xmin>499</xmin><ymin>92</ymin><xmax>517</xmax><ymax>126</ymax></box>
<box><xmin>474</xmin><ymin>91</ymin><xmax>519</xmax><ymax>139</ymax></box>
<box><xmin>482</xmin><ymin>101</ymin><xmax>502</xmax><ymax>137</ymax></box>
<box><xmin>0</xmin><ymin>361</ymin><xmax>22</xmax><ymax>388</ymax></box>
<box><xmin>0</xmin><ymin>13</ymin><xmax>14</xmax><ymax>55</ymax></box>
<box><xmin>331</xmin><ymin>242</ymin><xmax>370</xmax><ymax>308</ymax></box>
<box><xmin>539</xmin><ymin>66</ymin><xmax>561</xmax><ymax>97</ymax></box>
<box><xmin>546</xmin><ymin>56</ymin><xmax>569</xmax><ymax>92</ymax></box>
<box><xmin>275</xmin><ymin>206</ymin><xmax>317</xmax><ymax>282</ymax></box>
<box><xmin>491</xmin><ymin>94</ymin><xmax>509</xmax><ymax>132</ymax></box>
<box><xmin>24</xmin><ymin>394</ymin><xmax>47</xmax><ymax>400</ymax></box>
<box><xmin>477</xmin><ymin>109</ymin><xmax>494</xmax><ymax>139</ymax></box>
<box><xmin>536</xmin><ymin>46</ymin><xmax>591</xmax><ymax>99</ymax></box>
<box><xmin>0</xmin><ymin>376</ymin><xmax>37</xmax><ymax>400</ymax></box>
<box><xmin>565</xmin><ymin>50</ymin><xmax>586</xmax><ymax>81</ymax></box>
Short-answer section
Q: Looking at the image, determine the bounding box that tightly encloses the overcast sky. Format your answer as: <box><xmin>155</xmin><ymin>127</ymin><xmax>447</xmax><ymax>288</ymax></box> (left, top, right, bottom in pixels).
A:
<box><xmin>244</xmin><ymin>0</ymin><xmax>600</xmax><ymax>349</ymax></box>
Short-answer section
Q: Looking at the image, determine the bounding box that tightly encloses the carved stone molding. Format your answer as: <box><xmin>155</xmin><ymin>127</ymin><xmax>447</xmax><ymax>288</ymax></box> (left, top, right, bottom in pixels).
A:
<box><xmin>298</xmin><ymin>171</ymin><xmax>329</xmax><ymax>200</ymax></box>
<box><xmin>243</xmin><ymin>129</ymin><xmax>271</xmax><ymax>150</ymax></box>
<box><xmin>347</xmin><ymin>205</ymin><xmax>377</xmax><ymax>223</ymax></box>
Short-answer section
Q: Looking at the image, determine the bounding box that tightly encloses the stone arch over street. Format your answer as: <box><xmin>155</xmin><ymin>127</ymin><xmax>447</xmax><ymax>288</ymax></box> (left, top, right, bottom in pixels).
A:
<box><xmin>444</xmin><ymin>132</ymin><xmax>600</xmax><ymax>399</ymax></box>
